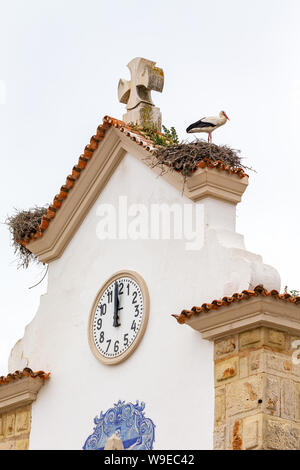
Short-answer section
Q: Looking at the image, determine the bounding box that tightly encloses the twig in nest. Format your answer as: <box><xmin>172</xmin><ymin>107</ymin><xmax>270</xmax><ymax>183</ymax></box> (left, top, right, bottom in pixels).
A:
<box><xmin>153</xmin><ymin>139</ymin><xmax>252</xmax><ymax>177</ymax></box>
<box><xmin>143</xmin><ymin>139</ymin><xmax>254</xmax><ymax>193</ymax></box>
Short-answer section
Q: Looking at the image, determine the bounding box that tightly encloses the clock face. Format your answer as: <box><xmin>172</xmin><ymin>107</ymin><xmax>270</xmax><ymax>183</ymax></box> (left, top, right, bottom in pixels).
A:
<box><xmin>88</xmin><ymin>271</ymin><xmax>149</xmax><ymax>365</ymax></box>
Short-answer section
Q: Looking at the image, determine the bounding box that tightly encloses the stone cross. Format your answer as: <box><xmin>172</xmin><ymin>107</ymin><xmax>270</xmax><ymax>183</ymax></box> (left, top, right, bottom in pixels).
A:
<box><xmin>118</xmin><ymin>57</ymin><xmax>164</xmax><ymax>131</ymax></box>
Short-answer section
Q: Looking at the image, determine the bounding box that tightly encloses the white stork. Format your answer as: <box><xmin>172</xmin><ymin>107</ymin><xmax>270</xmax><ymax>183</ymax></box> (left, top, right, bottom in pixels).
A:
<box><xmin>186</xmin><ymin>110</ymin><xmax>230</xmax><ymax>143</ymax></box>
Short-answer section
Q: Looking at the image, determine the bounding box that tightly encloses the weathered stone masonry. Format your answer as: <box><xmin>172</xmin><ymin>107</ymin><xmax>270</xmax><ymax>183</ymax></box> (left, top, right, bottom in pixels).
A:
<box><xmin>214</xmin><ymin>327</ymin><xmax>300</xmax><ymax>450</ymax></box>
<box><xmin>0</xmin><ymin>405</ymin><xmax>31</xmax><ymax>450</ymax></box>
<box><xmin>182</xmin><ymin>294</ymin><xmax>300</xmax><ymax>450</ymax></box>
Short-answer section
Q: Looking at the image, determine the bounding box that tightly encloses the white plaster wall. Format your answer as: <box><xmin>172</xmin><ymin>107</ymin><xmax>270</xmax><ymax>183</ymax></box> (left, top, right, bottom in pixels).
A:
<box><xmin>9</xmin><ymin>152</ymin><xmax>280</xmax><ymax>450</ymax></box>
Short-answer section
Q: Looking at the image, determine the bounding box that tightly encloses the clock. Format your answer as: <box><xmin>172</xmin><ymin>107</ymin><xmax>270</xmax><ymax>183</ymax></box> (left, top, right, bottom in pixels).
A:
<box><xmin>88</xmin><ymin>271</ymin><xmax>150</xmax><ymax>365</ymax></box>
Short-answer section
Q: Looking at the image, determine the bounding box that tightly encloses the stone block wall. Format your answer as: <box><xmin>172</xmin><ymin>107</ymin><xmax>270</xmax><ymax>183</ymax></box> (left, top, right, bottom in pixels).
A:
<box><xmin>214</xmin><ymin>327</ymin><xmax>300</xmax><ymax>450</ymax></box>
<box><xmin>0</xmin><ymin>405</ymin><xmax>31</xmax><ymax>450</ymax></box>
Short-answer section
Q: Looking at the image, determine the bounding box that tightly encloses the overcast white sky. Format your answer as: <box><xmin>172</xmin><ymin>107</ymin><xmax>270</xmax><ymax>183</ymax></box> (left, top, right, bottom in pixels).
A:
<box><xmin>0</xmin><ymin>0</ymin><xmax>299</xmax><ymax>374</ymax></box>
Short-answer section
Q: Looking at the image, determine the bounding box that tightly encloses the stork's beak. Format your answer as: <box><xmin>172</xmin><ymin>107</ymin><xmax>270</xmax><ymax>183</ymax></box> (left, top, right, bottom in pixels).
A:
<box><xmin>225</xmin><ymin>113</ymin><xmax>230</xmax><ymax>120</ymax></box>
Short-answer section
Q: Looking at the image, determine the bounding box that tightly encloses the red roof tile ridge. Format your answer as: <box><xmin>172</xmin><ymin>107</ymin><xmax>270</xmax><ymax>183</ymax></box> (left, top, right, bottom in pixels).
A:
<box><xmin>104</xmin><ymin>116</ymin><xmax>155</xmax><ymax>147</ymax></box>
<box><xmin>0</xmin><ymin>367</ymin><xmax>50</xmax><ymax>386</ymax></box>
<box><xmin>172</xmin><ymin>285</ymin><xmax>300</xmax><ymax>324</ymax></box>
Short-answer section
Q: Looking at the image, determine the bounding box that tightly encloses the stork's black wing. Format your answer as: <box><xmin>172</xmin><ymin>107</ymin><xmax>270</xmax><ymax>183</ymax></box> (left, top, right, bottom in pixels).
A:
<box><xmin>186</xmin><ymin>118</ymin><xmax>216</xmax><ymax>133</ymax></box>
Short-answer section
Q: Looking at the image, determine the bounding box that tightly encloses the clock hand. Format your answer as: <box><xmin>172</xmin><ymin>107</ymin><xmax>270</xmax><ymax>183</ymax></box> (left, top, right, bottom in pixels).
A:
<box><xmin>113</xmin><ymin>281</ymin><xmax>121</xmax><ymax>327</ymax></box>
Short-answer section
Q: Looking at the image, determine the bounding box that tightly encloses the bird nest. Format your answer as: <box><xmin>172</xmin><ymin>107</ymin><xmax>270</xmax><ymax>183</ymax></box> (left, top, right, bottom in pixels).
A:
<box><xmin>6</xmin><ymin>206</ymin><xmax>47</xmax><ymax>269</ymax></box>
<box><xmin>150</xmin><ymin>139</ymin><xmax>250</xmax><ymax>177</ymax></box>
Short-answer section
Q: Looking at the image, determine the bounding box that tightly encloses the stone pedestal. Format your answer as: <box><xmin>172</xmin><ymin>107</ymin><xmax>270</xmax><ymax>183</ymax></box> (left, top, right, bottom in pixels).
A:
<box><xmin>122</xmin><ymin>103</ymin><xmax>162</xmax><ymax>132</ymax></box>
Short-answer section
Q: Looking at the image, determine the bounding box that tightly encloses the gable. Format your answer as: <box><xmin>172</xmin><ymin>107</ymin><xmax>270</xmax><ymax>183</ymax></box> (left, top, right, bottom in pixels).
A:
<box><xmin>21</xmin><ymin>116</ymin><xmax>248</xmax><ymax>263</ymax></box>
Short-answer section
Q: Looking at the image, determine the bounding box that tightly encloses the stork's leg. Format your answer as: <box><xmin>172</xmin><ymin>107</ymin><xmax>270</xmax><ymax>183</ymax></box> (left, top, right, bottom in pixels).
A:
<box><xmin>208</xmin><ymin>132</ymin><xmax>212</xmax><ymax>143</ymax></box>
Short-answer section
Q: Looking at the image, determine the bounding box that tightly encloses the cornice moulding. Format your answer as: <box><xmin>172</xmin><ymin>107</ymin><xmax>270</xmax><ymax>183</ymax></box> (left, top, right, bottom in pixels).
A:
<box><xmin>0</xmin><ymin>377</ymin><xmax>45</xmax><ymax>414</ymax></box>
<box><xmin>185</xmin><ymin>167</ymin><xmax>248</xmax><ymax>203</ymax></box>
<box><xmin>185</xmin><ymin>296</ymin><xmax>300</xmax><ymax>341</ymax></box>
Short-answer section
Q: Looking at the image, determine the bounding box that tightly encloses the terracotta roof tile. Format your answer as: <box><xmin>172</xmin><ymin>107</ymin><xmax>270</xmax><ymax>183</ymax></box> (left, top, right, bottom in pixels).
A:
<box><xmin>18</xmin><ymin>115</ymin><xmax>248</xmax><ymax>247</ymax></box>
<box><xmin>0</xmin><ymin>367</ymin><xmax>50</xmax><ymax>386</ymax></box>
<box><xmin>196</xmin><ymin>158</ymin><xmax>248</xmax><ymax>178</ymax></box>
<box><xmin>172</xmin><ymin>285</ymin><xmax>300</xmax><ymax>324</ymax></box>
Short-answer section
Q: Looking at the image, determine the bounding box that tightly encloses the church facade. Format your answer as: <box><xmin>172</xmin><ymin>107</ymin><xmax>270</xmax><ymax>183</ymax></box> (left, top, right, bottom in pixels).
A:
<box><xmin>1</xmin><ymin>59</ymin><xmax>300</xmax><ymax>451</ymax></box>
